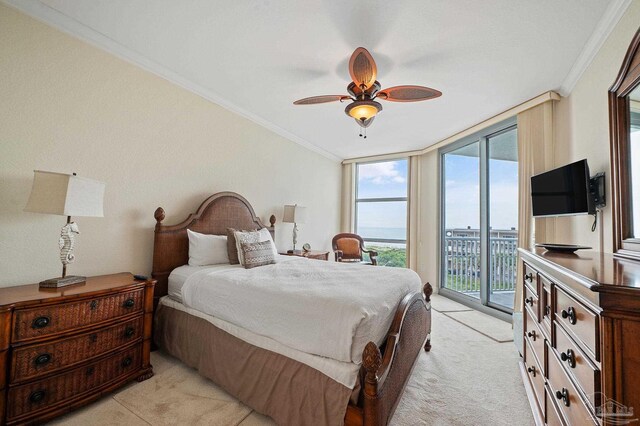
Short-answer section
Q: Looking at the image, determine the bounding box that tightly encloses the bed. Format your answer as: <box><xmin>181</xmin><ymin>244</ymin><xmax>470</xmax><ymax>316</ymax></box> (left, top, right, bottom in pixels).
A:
<box><xmin>151</xmin><ymin>192</ymin><xmax>432</xmax><ymax>426</ymax></box>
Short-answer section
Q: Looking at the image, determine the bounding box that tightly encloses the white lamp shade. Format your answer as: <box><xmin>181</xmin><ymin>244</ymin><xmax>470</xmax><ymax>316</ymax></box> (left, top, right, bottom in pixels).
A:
<box><xmin>24</xmin><ymin>170</ymin><xmax>105</xmax><ymax>217</ymax></box>
<box><xmin>283</xmin><ymin>204</ymin><xmax>306</xmax><ymax>224</ymax></box>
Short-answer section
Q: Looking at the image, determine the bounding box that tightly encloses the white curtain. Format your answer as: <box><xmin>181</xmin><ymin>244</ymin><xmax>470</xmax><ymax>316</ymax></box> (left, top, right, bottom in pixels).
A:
<box><xmin>515</xmin><ymin>101</ymin><xmax>556</xmax><ymax>313</ymax></box>
<box><xmin>407</xmin><ymin>155</ymin><xmax>421</xmax><ymax>271</ymax></box>
<box><xmin>340</xmin><ymin>163</ymin><xmax>355</xmax><ymax>233</ymax></box>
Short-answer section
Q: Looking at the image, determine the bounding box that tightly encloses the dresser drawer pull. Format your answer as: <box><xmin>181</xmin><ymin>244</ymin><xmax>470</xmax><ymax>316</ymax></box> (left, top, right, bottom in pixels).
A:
<box><xmin>29</xmin><ymin>390</ymin><xmax>46</xmax><ymax>404</ymax></box>
<box><xmin>121</xmin><ymin>357</ymin><xmax>133</xmax><ymax>368</ymax></box>
<box><xmin>527</xmin><ymin>366</ymin><xmax>537</xmax><ymax>377</ymax></box>
<box><xmin>527</xmin><ymin>330</ymin><xmax>537</xmax><ymax>341</ymax></box>
<box><xmin>90</xmin><ymin>300</ymin><xmax>98</xmax><ymax>310</ymax></box>
<box><xmin>89</xmin><ymin>333</ymin><xmax>98</xmax><ymax>343</ymax></box>
<box><xmin>561</xmin><ymin>307</ymin><xmax>577</xmax><ymax>325</ymax></box>
<box><xmin>31</xmin><ymin>316</ymin><xmax>50</xmax><ymax>329</ymax></box>
<box><xmin>34</xmin><ymin>353</ymin><xmax>52</xmax><ymax>366</ymax></box>
<box><xmin>560</xmin><ymin>349</ymin><xmax>576</xmax><ymax>368</ymax></box>
<box><xmin>124</xmin><ymin>327</ymin><xmax>135</xmax><ymax>338</ymax></box>
<box><xmin>544</xmin><ymin>305</ymin><xmax>551</xmax><ymax>316</ymax></box>
<box><xmin>525</xmin><ymin>273</ymin><xmax>533</xmax><ymax>282</ymax></box>
<box><xmin>555</xmin><ymin>388</ymin><xmax>570</xmax><ymax>407</ymax></box>
<box><xmin>122</xmin><ymin>298</ymin><xmax>136</xmax><ymax>308</ymax></box>
<box><xmin>86</xmin><ymin>366</ymin><xmax>95</xmax><ymax>376</ymax></box>
<box><xmin>525</xmin><ymin>297</ymin><xmax>534</xmax><ymax>306</ymax></box>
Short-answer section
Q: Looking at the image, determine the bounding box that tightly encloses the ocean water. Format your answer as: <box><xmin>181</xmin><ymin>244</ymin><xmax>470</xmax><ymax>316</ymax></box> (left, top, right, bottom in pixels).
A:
<box><xmin>357</xmin><ymin>227</ymin><xmax>407</xmax><ymax>241</ymax></box>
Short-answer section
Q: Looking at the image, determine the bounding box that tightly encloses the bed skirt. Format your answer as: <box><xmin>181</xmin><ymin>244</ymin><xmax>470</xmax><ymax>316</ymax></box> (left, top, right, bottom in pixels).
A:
<box><xmin>154</xmin><ymin>303</ymin><xmax>354</xmax><ymax>426</ymax></box>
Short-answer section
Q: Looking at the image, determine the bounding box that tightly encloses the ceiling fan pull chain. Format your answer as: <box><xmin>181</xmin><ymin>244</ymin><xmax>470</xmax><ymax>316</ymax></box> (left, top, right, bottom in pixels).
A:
<box><xmin>364</xmin><ymin>127</ymin><xmax>367</xmax><ymax>139</ymax></box>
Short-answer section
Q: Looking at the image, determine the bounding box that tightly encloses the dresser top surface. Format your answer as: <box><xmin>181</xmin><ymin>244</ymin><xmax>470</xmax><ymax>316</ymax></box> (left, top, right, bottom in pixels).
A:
<box><xmin>520</xmin><ymin>248</ymin><xmax>640</xmax><ymax>291</ymax></box>
<box><xmin>0</xmin><ymin>273</ymin><xmax>149</xmax><ymax>307</ymax></box>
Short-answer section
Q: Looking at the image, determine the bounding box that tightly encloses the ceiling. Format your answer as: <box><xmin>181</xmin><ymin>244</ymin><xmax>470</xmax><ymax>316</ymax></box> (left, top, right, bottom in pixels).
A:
<box><xmin>6</xmin><ymin>0</ymin><xmax>624</xmax><ymax>160</ymax></box>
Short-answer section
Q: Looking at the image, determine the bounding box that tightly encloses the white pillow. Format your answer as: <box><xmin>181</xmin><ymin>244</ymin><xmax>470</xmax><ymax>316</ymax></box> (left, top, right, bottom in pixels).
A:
<box><xmin>187</xmin><ymin>229</ymin><xmax>229</xmax><ymax>266</ymax></box>
<box><xmin>234</xmin><ymin>228</ymin><xmax>278</xmax><ymax>265</ymax></box>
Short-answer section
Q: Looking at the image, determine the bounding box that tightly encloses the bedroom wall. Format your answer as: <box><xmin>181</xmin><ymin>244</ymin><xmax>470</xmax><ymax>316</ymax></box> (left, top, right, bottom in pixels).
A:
<box><xmin>416</xmin><ymin>151</ymin><xmax>440</xmax><ymax>292</ymax></box>
<box><xmin>552</xmin><ymin>1</ymin><xmax>640</xmax><ymax>253</ymax></box>
<box><xmin>0</xmin><ymin>5</ymin><xmax>341</xmax><ymax>288</ymax></box>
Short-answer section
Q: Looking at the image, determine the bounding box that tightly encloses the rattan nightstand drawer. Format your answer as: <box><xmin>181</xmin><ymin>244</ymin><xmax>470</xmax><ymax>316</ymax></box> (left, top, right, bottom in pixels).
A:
<box><xmin>10</xmin><ymin>316</ymin><xmax>143</xmax><ymax>383</ymax></box>
<box><xmin>12</xmin><ymin>288</ymin><xmax>143</xmax><ymax>343</ymax></box>
<box><xmin>7</xmin><ymin>344</ymin><xmax>141</xmax><ymax>422</ymax></box>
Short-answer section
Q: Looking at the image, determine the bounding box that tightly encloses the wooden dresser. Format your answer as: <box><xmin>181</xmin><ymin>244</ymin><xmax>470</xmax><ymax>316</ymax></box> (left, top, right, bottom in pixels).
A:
<box><xmin>519</xmin><ymin>248</ymin><xmax>640</xmax><ymax>426</ymax></box>
<box><xmin>0</xmin><ymin>273</ymin><xmax>155</xmax><ymax>425</ymax></box>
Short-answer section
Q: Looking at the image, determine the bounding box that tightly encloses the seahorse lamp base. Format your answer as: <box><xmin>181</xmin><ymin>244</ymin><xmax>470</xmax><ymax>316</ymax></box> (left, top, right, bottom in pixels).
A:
<box><xmin>39</xmin><ymin>275</ymin><xmax>86</xmax><ymax>288</ymax></box>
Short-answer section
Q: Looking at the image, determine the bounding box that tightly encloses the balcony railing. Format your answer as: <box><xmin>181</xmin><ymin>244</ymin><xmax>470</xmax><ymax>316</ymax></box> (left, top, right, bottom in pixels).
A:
<box><xmin>443</xmin><ymin>235</ymin><xmax>518</xmax><ymax>294</ymax></box>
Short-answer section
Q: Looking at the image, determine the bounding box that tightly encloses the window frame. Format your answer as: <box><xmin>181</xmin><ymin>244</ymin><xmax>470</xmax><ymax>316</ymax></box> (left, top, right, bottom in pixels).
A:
<box><xmin>439</xmin><ymin>118</ymin><xmax>517</xmax><ymax>316</ymax></box>
<box><xmin>354</xmin><ymin>158</ymin><xmax>409</xmax><ymax>246</ymax></box>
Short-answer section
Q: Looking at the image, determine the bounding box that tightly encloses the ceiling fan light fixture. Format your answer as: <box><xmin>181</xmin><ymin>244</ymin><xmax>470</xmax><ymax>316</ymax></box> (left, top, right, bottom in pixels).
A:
<box><xmin>345</xmin><ymin>100</ymin><xmax>382</xmax><ymax>122</ymax></box>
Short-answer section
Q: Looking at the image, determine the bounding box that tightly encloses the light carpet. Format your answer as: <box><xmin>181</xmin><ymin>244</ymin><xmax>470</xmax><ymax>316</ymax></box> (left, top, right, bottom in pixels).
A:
<box><xmin>429</xmin><ymin>294</ymin><xmax>473</xmax><ymax>313</ymax></box>
<box><xmin>49</xmin><ymin>309</ymin><xmax>531</xmax><ymax>426</ymax></box>
<box><xmin>442</xmin><ymin>310</ymin><xmax>514</xmax><ymax>343</ymax></box>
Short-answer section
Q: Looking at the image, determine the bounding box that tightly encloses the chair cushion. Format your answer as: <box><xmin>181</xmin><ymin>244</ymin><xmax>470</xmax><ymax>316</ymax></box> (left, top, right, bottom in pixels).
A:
<box><xmin>337</xmin><ymin>238</ymin><xmax>361</xmax><ymax>259</ymax></box>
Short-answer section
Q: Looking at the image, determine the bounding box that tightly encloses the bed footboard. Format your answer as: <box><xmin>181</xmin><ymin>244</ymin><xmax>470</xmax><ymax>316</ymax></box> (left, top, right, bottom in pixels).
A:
<box><xmin>346</xmin><ymin>283</ymin><xmax>432</xmax><ymax>426</ymax></box>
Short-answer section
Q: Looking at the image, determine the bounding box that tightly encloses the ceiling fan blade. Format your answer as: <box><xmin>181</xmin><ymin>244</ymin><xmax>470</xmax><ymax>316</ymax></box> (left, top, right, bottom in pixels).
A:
<box><xmin>377</xmin><ymin>85</ymin><xmax>442</xmax><ymax>102</ymax></box>
<box><xmin>349</xmin><ymin>47</ymin><xmax>378</xmax><ymax>90</ymax></box>
<box><xmin>293</xmin><ymin>95</ymin><xmax>351</xmax><ymax>105</ymax></box>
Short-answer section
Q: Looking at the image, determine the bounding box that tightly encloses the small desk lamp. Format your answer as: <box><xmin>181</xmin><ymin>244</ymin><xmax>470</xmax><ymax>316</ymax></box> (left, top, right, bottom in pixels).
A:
<box><xmin>24</xmin><ymin>170</ymin><xmax>105</xmax><ymax>287</ymax></box>
<box><xmin>282</xmin><ymin>204</ymin><xmax>306</xmax><ymax>254</ymax></box>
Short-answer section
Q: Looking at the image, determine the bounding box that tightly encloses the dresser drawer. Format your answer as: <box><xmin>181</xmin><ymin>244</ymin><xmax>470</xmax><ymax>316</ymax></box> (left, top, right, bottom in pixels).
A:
<box><xmin>545</xmin><ymin>384</ymin><xmax>567</xmax><ymax>426</ymax></box>
<box><xmin>524</xmin><ymin>263</ymin><xmax>538</xmax><ymax>295</ymax></box>
<box><xmin>547</xmin><ymin>345</ymin><xmax>598</xmax><ymax>426</ymax></box>
<box><xmin>10</xmin><ymin>316</ymin><xmax>144</xmax><ymax>383</ymax></box>
<box><xmin>555</xmin><ymin>287</ymin><xmax>599</xmax><ymax>360</ymax></box>
<box><xmin>12</xmin><ymin>288</ymin><xmax>144</xmax><ymax>343</ymax></box>
<box><xmin>553</xmin><ymin>321</ymin><xmax>600</xmax><ymax>411</ymax></box>
<box><xmin>7</xmin><ymin>344</ymin><xmax>142</xmax><ymax>421</ymax></box>
<box><xmin>525</xmin><ymin>306</ymin><xmax>545</xmax><ymax>375</ymax></box>
<box><xmin>524</xmin><ymin>338</ymin><xmax>545</xmax><ymax>411</ymax></box>
<box><xmin>524</xmin><ymin>285</ymin><xmax>539</xmax><ymax>322</ymax></box>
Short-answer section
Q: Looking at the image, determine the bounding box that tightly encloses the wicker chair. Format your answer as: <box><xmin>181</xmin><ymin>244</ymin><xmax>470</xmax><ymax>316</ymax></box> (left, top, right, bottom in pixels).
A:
<box><xmin>331</xmin><ymin>233</ymin><xmax>378</xmax><ymax>265</ymax></box>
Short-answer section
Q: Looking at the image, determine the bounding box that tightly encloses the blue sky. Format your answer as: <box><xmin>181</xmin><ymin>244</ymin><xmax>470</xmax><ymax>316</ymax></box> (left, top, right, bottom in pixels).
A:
<box><xmin>356</xmin><ymin>160</ymin><xmax>408</xmax><ymax>232</ymax></box>
<box><xmin>445</xmin><ymin>154</ymin><xmax>518</xmax><ymax>230</ymax></box>
<box><xmin>356</xmin><ymin>153</ymin><xmax>518</xmax><ymax>234</ymax></box>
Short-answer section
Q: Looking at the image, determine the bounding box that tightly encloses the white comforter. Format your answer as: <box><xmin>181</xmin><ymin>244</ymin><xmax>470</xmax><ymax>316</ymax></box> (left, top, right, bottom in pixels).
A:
<box><xmin>181</xmin><ymin>256</ymin><xmax>422</xmax><ymax>363</ymax></box>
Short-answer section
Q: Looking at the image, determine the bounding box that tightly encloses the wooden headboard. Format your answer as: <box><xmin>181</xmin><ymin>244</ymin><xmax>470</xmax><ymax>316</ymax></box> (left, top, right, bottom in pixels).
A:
<box><xmin>151</xmin><ymin>191</ymin><xmax>275</xmax><ymax>305</ymax></box>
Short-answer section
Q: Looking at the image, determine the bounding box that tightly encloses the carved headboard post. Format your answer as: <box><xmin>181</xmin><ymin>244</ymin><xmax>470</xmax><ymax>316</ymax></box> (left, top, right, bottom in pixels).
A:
<box><xmin>151</xmin><ymin>192</ymin><xmax>276</xmax><ymax>309</ymax></box>
<box><xmin>269</xmin><ymin>214</ymin><xmax>276</xmax><ymax>240</ymax></box>
<box><xmin>154</xmin><ymin>207</ymin><xmax>165</xmax><ymax>229</ymax></box>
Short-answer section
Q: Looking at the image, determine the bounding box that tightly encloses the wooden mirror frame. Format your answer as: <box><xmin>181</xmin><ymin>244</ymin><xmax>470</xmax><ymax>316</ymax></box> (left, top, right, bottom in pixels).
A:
<box><xmin>609</xmin><ymin>27</ymin><xmax>640</xmax><ymax>259</ymax></box>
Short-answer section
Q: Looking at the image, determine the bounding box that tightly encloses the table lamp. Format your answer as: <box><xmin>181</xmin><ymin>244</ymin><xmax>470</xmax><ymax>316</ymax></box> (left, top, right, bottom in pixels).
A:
<box><xmin>24</xmin><ymin>170</ymin><xmax>105</xmax><ymax>287</ymax></box>
<box><xmin>283</xmin><ymin>204</ymin><xmax>306</xmax><ymax>254</ymax></box>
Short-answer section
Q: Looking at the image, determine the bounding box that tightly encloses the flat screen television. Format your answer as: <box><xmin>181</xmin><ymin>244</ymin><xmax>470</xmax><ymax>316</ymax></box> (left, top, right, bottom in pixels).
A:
<box><xmin>531</xmin><ymin>159</ymin><xmax>594</xmax><ymax>217</ymax></box>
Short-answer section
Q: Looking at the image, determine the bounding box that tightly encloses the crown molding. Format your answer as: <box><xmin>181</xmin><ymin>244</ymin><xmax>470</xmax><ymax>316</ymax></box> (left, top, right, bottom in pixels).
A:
<box><xmin>2</xmin><ymin>0</ymin><xmax>342</xmax><ymax>162</ymax></box>
<box><xmin>558</xmin><ymin>0</ymin><xmax>632</xmax><ymax>96</ymax></box>
<box><xmin>342</xmin><ymin>91</ymin><xmax>560</xmax><ymax>164</ymax></box>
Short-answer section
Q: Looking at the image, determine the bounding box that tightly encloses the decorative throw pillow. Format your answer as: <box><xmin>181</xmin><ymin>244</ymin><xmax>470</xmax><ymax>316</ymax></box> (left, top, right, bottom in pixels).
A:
<box><xmin>234</xmin><ymin>229</ymin><xmax>262</xmax><ymax>265</ymax></box>
<box><xmin>187</xmin><ymin>229</ymin><xmax>229</xmax><ymax>266</ymax></box>
<box><xmin>241</xmin><ymin>240</ymin><xmax>276</xmax><ymax>269</ymax></box>
<box><xmin>227</xmin><ymin>227</ymin><xmax>253</xmax><ymax>264</ymax></box>
<box><xmin>234</xmin><ymin>228</ymin><xmax>278</xmax><ymax>265</ymax></box>
<box><xmin>258</xmin><ymin>228</ymin><xmax>278</xmax><ymax>257</ymax></box>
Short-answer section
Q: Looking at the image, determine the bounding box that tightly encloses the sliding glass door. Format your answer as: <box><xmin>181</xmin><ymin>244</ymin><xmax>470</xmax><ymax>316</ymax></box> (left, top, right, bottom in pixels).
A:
<box><xmin>440</xmin><ymin>120</ymin><xmax>518</xmax><ymax>313</ymax></box>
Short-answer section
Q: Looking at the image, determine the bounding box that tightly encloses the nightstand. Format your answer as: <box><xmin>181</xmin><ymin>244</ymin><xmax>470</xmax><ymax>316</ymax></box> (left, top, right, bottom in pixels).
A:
<box><xmin>279</xmin><ymin>250</ymin><xmax>330</xmax><ymax>261</ymax></box>
<box><xmin>0</xmin><ymin>273</ymin><xmax>155</xmax><ymax>425</ymax></box>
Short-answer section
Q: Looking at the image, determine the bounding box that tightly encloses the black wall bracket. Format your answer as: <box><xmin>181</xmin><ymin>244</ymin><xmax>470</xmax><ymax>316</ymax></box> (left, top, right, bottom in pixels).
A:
<box><xmin>590</xmin><ymin>172</ymin><xmax>606</xmax><ymax>209</ymax></box>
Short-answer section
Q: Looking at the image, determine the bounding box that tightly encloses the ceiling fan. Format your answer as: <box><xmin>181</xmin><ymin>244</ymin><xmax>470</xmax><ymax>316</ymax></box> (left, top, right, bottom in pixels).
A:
<box><xmin>293</xmin><ymin>47</ymin><xmax>442</xmax><ymax>138</ymax></box>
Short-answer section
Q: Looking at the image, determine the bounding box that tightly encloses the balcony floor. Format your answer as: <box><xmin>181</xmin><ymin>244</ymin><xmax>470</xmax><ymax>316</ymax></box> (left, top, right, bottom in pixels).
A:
<box><xmin>463</xmin><ymin>290</ymin><xmax>515</xmax><ymax>310</ymax></box>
